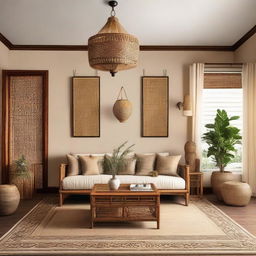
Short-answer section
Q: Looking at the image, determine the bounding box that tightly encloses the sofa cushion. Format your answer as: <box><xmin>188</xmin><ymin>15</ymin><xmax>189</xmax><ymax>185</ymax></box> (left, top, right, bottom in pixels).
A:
<box><xmin>72</xmin><ymin>153</ymin><xmax>104</xmax><ymax>174</ymax></box>
<box><xmin>62</xmin><ymin>174</ymin><xmax>185</xmax><ymax>190</ymax></box>
<box><xmin>117</xmin><ymin>157</ymin><xmax>136</xmax><ymax>175</ymax></box>
<box><xmin>66</xmin><ymin>154</ymin><xmax>79</xmax><ymax>176</ymax></box>
<box><xmin>156</xmin><ymin>155</ymin><xmax>181</xmax><ymax>176</ymax></box>
<box><xmin>135</xmin><ymin>153</ymin><xmax>156</xmax><ymax>175</ymax></box>
<box><xmin>79</xmin><ymin>155</ymin><xmax>103</xmax><ymax>175</ymax></box>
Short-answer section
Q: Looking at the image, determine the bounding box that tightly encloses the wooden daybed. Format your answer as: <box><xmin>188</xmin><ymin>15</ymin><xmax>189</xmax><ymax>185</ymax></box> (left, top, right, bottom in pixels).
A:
<box><xmin>59</xmin><ymin>164</ymin><xmax>190</xmax><ymax>206</ymax></box>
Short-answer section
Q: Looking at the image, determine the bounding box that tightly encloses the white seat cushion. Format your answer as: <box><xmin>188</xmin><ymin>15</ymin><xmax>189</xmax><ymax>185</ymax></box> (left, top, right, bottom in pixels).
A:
<box><xmin>62</xmin><ymin>174</ymin><xmax>185</xmax><ymax>190</ymax></box>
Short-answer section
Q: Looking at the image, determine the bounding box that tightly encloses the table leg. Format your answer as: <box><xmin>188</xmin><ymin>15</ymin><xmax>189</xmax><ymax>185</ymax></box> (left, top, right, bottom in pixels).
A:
<box><xmin>200</xmin><ymin>174</ymin><xmax>203</xmax><ymax>198</ymax></box>
<box><xmin>156</xmin><ymin>195</ymin><xmax>160</xmax><ymax>229</ymax></box>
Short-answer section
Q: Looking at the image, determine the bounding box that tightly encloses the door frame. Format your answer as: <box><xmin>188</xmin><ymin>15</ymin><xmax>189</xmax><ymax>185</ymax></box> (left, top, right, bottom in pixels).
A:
<box><xmin>2</xmin><ymin>70</ymin><xmax>48</xmax><ymax>190</ymax></box>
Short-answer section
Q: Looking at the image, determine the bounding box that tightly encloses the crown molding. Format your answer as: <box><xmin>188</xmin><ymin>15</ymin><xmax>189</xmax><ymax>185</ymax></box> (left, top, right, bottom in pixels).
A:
<box><xmin>0</xmin><ymin>33</ymin><xmax>12</xmax><ymax>49</ymax></box>
<box><xmin>0</xmin><ymin>25</ymin><xmax>255</xmax><ymax>52</ymax></box>
<box><xmin>232</xmin><ymin>25</ymin><xmax>256</xmax><ymax>50</ymax></box>
<box><xmin>140</xmin><ymin>45</ymin><xmax>233</xmax><ymax>51</ymax></box>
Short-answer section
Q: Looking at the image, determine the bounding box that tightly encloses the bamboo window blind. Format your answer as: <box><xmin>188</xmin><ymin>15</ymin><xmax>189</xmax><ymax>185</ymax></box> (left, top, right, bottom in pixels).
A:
<box><xmin>204</xmin><ymin>73</ymin><xmax>242</xmax><ymax>89</ymax></box>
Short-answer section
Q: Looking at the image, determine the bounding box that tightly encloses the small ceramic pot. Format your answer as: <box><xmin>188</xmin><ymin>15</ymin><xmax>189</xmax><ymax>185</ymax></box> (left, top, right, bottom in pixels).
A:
<box><xmin>108</xmin><ymin>176</ymin><xmax>120</xmax><ymax>190</ymax></box>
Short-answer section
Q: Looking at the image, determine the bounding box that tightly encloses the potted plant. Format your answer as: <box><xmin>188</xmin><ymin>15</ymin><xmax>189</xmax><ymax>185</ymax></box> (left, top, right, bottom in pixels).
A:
<box><xmin>104</xmin><ymin>141</ymin><xmax>135</xmax><ymax>190</ymax></box>
<box><xmin>202</xmin><ymin>109</ymin><xmax>242</xmax><ymax>200</ymax></box>
<box><xmin>12</xmin><ymin>155</ymin><xmax>33</xmax><ymax>199</ymax></box>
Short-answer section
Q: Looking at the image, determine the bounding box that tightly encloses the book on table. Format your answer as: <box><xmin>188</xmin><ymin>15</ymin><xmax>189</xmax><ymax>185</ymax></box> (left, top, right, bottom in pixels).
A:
<box><xmin>130</xmin><ymin>183</ymin><xmax>153</xmax><ymax>191</ymax></box>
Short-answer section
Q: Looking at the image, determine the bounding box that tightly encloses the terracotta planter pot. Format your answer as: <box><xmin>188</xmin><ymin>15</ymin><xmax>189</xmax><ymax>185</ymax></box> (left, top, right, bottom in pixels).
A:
<box><xmin>211</xmin><ymin>171</ymin><xmax>235</xmax><ymax>201</ymax></box>
<box><xmin>0</xmin><ymin>185</ymin><xmax>20</xmax><ymax>215</ymax></box>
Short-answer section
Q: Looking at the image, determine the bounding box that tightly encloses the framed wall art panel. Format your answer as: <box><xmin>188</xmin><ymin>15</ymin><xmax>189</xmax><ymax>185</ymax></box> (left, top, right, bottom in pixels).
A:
<box><xmin>141</xmin><ymin>76</ymin><xmax>169</xmax><ymax>137</ymax></box>
<box><xmin>72</xmin><ymin>76</ymin><xmax>100</xmax><ymax>137</ymax></box>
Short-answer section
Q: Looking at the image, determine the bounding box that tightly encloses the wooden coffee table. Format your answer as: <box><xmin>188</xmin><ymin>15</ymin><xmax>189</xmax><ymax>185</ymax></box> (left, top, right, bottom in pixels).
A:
<box><xmin>90</xmin><ymin>184</ymin><xmax>160</xmax><ymax>229</ymax></box>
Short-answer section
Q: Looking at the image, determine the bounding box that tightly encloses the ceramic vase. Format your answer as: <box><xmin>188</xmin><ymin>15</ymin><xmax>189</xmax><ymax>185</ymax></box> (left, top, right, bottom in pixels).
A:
<box><xmin>0</xmin><ymin>184</ymin><xmax>20</xmax><ymax>216</ymax></box>
<box><xmin>108</xmin><ymin>175</ymin><xmax>120</xmax><ymax>190</ymax></box>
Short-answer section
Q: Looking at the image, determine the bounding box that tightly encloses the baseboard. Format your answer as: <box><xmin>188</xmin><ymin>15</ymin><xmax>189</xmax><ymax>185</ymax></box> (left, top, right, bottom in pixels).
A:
<box><xmin>44</xmin><ymin>187</ymin><xmax>59</xmax><ymax>193</ymax></box>
<box><xmin>203</xmin><ymin>187</ymin><xmax>213</xmax><ymax>194</ymax></box>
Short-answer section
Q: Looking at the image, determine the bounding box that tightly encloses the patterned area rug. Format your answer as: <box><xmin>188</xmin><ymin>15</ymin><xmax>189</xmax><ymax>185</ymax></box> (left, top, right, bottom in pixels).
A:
<box><xmin>0</xmin><ymin>197</ymin><xmax>256</xmax><ymax>256</ymax></box>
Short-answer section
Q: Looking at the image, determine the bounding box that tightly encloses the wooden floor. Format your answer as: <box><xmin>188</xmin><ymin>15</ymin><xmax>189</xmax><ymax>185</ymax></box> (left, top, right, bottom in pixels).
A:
<box><xmin>0</xmin><ymin>194</ymin><xmax>43</xmax><ymax>237</ymax></box>
<box><xmin>0</xmin><ymin>193</ymin><xmax>255</xmax><ymax>237</ymax></box>
<box><xmin>206</xmin><ymin>194</ymin><xmax>256</xmax><ymax>236</ymax></box>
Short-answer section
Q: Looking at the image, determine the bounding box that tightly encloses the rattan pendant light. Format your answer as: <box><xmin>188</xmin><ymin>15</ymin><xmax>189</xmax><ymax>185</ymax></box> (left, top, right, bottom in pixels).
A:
<box><xmin>88</xmin><ymin>1</ymin><xmax>139</xmax><ymax>77</ymax></box>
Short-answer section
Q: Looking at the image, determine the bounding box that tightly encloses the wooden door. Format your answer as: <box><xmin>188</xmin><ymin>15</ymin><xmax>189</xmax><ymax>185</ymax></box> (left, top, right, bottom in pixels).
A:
<box><xmin>2</xmin><ymin>70</ymin><xmax>48</xmax><ymax>191</ymax></box>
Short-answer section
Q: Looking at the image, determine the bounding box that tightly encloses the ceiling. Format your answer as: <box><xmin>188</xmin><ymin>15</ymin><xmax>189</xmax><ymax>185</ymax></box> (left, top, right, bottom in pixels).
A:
<box><xmin>0</xmin><ymin>0</ymin><xmax>255</xmax><ymax>46</ymax></box>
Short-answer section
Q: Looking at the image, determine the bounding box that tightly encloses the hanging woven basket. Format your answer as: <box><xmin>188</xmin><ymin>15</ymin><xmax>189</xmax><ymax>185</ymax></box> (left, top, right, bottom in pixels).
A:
<box><xmin>113</xmin><ymin>87</ymin><xmax>132</xmax><ymax>122</ymax></box>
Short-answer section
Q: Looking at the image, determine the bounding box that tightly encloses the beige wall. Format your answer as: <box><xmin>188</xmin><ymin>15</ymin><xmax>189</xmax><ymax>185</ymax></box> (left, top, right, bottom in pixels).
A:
<box><xmin>0</xmin><ymin>42</ymin><xmax>9</xmax><ymax>182</ymax></box>
<box><xmin>1</xmin><ymin>32</ymin><xmax>255</xmax><ymax>187</ymax></box>
<box><xmin>0</xmin><ymin>42</ymin><xmax>234</xmax><ymax>186</ymax></box>
<box><xmin>235</xmin><ymin>34</ymin><xmax>256</xmax><ymax>62</ymax></box>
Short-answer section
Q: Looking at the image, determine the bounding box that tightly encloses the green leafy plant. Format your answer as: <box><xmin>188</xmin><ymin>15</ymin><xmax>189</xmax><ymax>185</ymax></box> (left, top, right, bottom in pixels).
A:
<box><xmin>104</xmin><ymin>141</ymin><xmax>135</xmax><ymax>177</ymax></box>
<box><xmin>202</xmin><ymin>109</ymin><xmax>242</xmax><ymax>172</ymax></box>
<box><xmin>14</xmin><ymin>155</ymin><xmax>31</xmax><ymax>180</ymax></box>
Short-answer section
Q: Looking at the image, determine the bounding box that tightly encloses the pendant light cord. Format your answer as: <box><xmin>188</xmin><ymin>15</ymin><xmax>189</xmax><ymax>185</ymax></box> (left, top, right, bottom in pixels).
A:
<box><xmin>110</xmin><ymin>7</ymin><xmax>116</xmax><ymax>16</ymax></box>
<box><xmin>109</xmin><ymin>1</ymin><xmax>118</xmax><ymax>16</ymax></box>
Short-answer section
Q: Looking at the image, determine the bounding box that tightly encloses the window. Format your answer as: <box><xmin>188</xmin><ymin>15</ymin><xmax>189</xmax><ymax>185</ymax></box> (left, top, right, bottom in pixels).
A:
<box><xmin>201</xmin><ymin>72</ymin><xmax>243</xmax><ymax>173</ymax></box>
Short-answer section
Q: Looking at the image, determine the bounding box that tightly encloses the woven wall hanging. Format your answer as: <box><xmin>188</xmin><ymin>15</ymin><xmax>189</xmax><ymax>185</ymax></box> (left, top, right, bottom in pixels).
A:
<box><xmin>113</xmin><ymin>86</ymin><xmax>132</xmax><ymax>122</ymax></box>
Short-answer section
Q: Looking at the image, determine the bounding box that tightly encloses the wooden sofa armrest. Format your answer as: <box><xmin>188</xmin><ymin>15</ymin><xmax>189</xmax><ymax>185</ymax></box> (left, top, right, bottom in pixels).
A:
<box><xmin>59</xmin><ymin>163</ymin><xmax>68</xmax><ymax>190</ymax></box>
<box><xmin>178</xmin><ymin>164</ymin><xmax>190</xmax><ymax>192</ymax></box>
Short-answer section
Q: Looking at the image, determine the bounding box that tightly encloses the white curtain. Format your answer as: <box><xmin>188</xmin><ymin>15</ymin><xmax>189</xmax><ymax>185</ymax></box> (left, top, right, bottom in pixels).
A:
<box><xmin>189</xmin><ymin>63</ymin><xmax>205</xmax><ymax>157</ymax></box>
<box><xmin>242</xmin><ymin>63</ymin><xmax>256</xmax><ymax>195</ymax></box>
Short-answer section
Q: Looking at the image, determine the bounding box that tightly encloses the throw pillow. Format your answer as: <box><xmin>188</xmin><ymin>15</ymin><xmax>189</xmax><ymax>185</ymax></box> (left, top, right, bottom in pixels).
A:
<box><xmin>79</xmin><ymin>155</ymin><xmax>101</xmax><ymax>175</ymax></box>
<box><xmin>135</xmin><ymin>153</ymin><xmax>156</xmax><ymax>176</ymax></box>
<box><xmin>72</xmin><ymin>153</ymin><xmax>104</xmax><ymax>174</ymax></box>
<box><xmin>66</xmin><ymin>154</ymin><xmax>79</xmax><ymax>176</ymax></box>
<box><xmin>156</xmin><ymin>155</ymin><xmax>181</xmax><ymax>176</ymax></box>
<box><xmin>117</xmin><ymin>157</ymin><xmax>136</xmax><ymax>175</ymax></box>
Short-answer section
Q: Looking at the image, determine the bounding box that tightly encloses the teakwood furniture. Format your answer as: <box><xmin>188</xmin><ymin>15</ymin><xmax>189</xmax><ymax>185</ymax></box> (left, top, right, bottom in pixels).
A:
<box><xmin>59</xmin><ymin>164</ymin><xmax>190</xmax><ymax>206</ymax></box>
<box><xmin>190</xmin><ymin>172</ymin><xmax>203</xmax><ymax>198</ymax></box>
<box><xmin>90</xmin><ymin>184</ymin><xmax>160</xmax><ymax>229</ymax></box>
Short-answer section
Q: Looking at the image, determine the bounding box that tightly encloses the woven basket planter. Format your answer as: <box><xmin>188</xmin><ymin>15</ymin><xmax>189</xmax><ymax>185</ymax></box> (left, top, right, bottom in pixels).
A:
<box><xmin>113</xmin><ymin>99</ymin><xmax>132</xmax><ymax>122</ymax></box>
<box><xmin>113</xmin><ymin>87</ymin><xmax>132</xmax><ymax>122</ymax></box>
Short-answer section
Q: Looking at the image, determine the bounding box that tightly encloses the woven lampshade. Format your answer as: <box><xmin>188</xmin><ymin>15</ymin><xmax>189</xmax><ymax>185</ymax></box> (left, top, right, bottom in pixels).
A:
<box><xmin>88</xmin><ymin>16</ymin><xmax>139</xmax><ymax>76</ymax></box>
<box><xmin>183</xmin><ymin>95</ymin><xmax>192</xmax><ymax>116</ymax></box>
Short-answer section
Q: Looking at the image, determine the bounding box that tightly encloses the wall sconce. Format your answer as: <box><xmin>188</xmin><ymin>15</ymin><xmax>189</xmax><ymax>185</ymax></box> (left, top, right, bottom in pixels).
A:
<box><xmin>176</xmin><ymin>95</ymin><xmax>192</xmax><ymax>116</ymax></box>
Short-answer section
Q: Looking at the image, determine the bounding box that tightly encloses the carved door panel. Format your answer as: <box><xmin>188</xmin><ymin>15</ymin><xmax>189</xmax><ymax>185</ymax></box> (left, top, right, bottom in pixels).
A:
<box><xmin>2</xmin><ymin>71</ymin><xmax>48</xmax><ymax>190</ymax></box>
